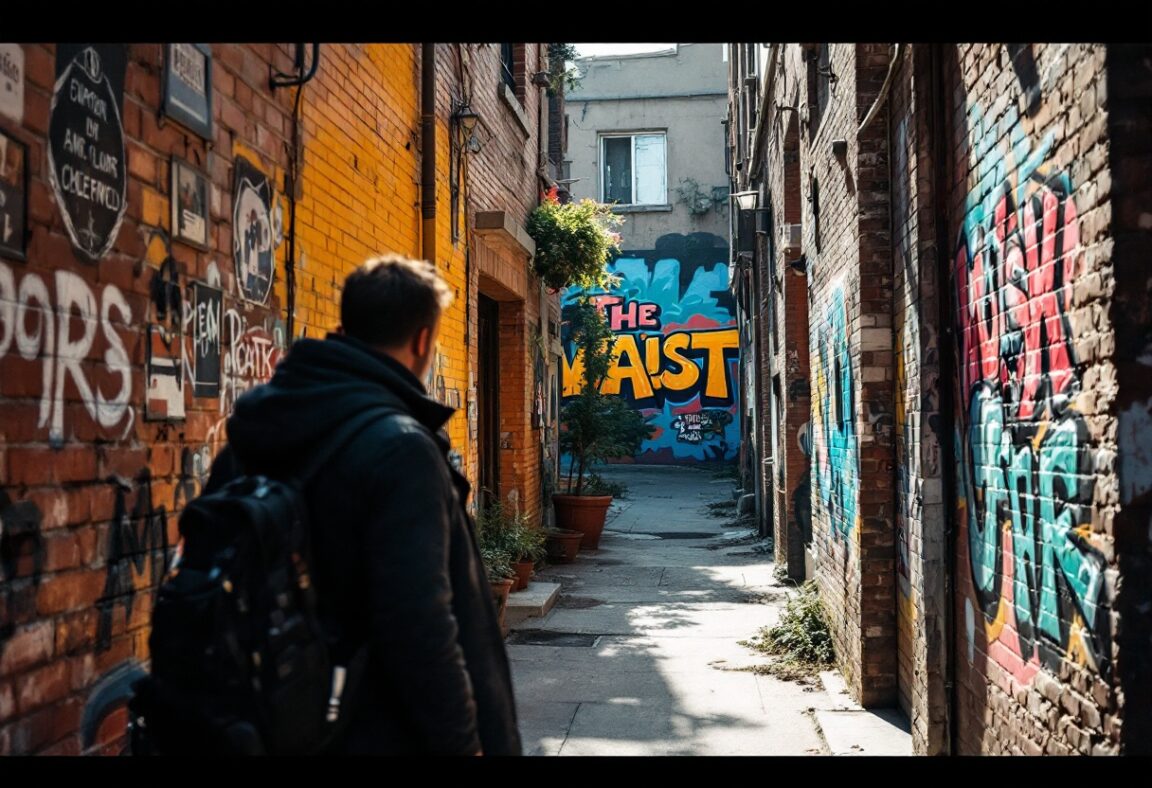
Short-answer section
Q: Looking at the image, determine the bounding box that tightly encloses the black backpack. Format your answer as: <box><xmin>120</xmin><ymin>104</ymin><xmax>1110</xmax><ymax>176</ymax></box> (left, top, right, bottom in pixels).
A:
<box><xmin>129</xmin><ymin>408</ymin><xmax>392</xmax><ymax>755</ymax></box>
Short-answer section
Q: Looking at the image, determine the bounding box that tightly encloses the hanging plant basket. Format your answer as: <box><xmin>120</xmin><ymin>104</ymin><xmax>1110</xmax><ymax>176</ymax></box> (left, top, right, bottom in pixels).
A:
<box><xmin>527</xmin><ymin>189</ymin><xmax>624</xmax><ymax>291</ymax></box>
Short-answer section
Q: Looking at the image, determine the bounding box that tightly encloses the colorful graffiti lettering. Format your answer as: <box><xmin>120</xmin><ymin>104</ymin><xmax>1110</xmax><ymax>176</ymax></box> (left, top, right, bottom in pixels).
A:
<box><xmin>811</xmin><ymin>284</ymin><xmax>857</xmax><ymax>541</ymax></box>
<box><xmin>561</xmin><ymin>233</ymin><xmax>739</xmax><ymax>463</ymax></box>
<box><xmin>954</xmin><ymin>102</ymin><xmax>1108</xmax><ymax>681</ymax></box>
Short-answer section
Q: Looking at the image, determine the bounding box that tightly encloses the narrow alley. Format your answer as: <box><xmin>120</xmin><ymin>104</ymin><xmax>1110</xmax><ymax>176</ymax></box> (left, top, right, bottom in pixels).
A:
<box><xmin>509</xmin><ymin>465</ymin><xmax>911</xmax><ymax>756</ymax></box>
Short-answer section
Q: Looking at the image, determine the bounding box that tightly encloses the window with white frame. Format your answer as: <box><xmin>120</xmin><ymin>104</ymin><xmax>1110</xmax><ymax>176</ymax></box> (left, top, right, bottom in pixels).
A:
<box><xmin>599</xmin><ymin>133</ymin><xmax>667</xmax><ymax>206</ymax></box>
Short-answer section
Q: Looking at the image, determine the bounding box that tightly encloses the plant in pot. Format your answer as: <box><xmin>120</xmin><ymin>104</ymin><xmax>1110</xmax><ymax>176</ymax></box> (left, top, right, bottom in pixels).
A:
<box><xmin>476</xmin><ymin>508</ymin><xmax>517</xmax><ymax>631</ymax></box>
<box><xmin>554</xmin><ymin>297</ymin><xmax>654</xmax><ymax>551</ymax></box>
<box><xmin>511</xmin><ymin>517</ymin><xmax>548</xmax><ymax>591</ymax></box>
<box><xmin>479</xmin><ymin>500</ymin><xmax>546</xmax><ymax>592</ymax></box>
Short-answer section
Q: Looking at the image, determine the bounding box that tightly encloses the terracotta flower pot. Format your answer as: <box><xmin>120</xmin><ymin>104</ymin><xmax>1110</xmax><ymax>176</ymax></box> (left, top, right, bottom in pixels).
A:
<box><xmin>490</xmin><ymin>577</ymin><xmax>515</xmax><ymax>631</ymax></box>
<box><xmin>545</xmin><ymin>529</ymin><xmax>584</xmax><ymax>563</ymax></box>
<box><xmin>512</xmin><ymin>560</ymin><xmax>534</xmax><ymax>591</ymax></box>
<box><xmin>552</xmin><ymin>494</ymin><xmax>613</xmax><ymax>551</ymax></box>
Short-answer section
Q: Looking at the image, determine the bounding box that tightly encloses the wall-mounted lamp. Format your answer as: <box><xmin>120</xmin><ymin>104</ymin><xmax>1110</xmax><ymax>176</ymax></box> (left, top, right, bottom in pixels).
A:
<box><xmin>731</xmin><ymin>190</ymin><xmax>758</xmax><ymax>211</ymax></box>
<box><xmin>451</xmin><ymin>103</ymin><xmax>482</xmax><ymax>157</ymax></box>
<box><xmin>831</xmin><ymin>139</ymin><xmax>848</xmax><ymax>158</ymax></box>
<box><xmin>453</xmin><ymin>105</ymin><xmax>481</xmax><ymax>134</ymax></box>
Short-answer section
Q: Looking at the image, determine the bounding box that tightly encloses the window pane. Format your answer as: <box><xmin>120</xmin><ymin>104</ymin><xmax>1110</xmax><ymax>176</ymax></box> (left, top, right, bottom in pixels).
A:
<box><xmin>603</xmin><ymin>137</ymin><xmax>633</xmax><ymax>204</ymax></box>
<box><xmin>634</xmin><ymin>134</ymin><xmax>666</xmax><ymax>204</ymax></box>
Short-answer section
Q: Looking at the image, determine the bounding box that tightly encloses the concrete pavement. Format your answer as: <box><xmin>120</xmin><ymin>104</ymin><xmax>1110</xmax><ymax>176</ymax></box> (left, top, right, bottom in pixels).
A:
<box><xmin>508</xmin><ymin>464</ymin><xmax>913</xmax><ymax>757</ymax></box>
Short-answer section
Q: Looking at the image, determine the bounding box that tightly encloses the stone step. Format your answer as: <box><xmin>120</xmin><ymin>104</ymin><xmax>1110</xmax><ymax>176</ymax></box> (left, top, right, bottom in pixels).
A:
<box><xmin>505</xmin><ymin>581</ymin><xmax>562</xmax><ymax>633</ymax></box>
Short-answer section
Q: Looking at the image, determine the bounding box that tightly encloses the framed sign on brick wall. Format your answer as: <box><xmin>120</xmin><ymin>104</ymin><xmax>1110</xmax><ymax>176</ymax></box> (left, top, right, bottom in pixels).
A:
<box><xmin>163</xmin><ymin>44</ymin><xmax>213</xmax><ymax>139</ymax></box>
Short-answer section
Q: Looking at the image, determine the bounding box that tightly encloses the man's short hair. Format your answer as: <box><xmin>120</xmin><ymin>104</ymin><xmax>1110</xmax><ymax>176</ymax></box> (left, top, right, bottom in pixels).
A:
<box><xmin>340</xmin><ymin>255</ymin><xmax>454</xmax><ymax>347</ymax></box>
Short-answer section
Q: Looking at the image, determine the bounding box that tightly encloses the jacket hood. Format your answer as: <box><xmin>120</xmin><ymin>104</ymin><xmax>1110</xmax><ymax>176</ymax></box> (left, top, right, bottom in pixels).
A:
<box><xmin>225</xmin><ymin>333</ymin><xmax>454</xmax><ymax>471</ymax></box>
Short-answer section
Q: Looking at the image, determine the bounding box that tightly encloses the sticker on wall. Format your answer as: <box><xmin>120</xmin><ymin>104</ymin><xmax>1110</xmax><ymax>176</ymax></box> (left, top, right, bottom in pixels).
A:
<box><xmin>162</xmin><ymin>44</ymin><xmax>212</xmax><ymax>139</ymax></box>
<box><xmin>232</xmin><ymin>155</ymin><xmax>275</xmax><ymax>305</ymax></box>
<box><xmin>0</xmin><ymin>129</ymin><xmax>28</xmax><ymax>261</ymax></box>
<box><xmin>0</xmin><ymin>44</ymin><xmax>24</xmax><ymax>124</ymax></box>
<box><xmin>171</xmin><ymin>156</ymin><xmax>210</xmax><ymax>250</ymax></box>
<box><xmin>146</xmin><ymin>254</ymin><xmax>185</xmax><ymax>420</ymax></box>
<box><xmin>191</xmin><ymin>282</ymin><xmax>222</xmax><ymax>397</ymax></box>
<box><xmin>47</xmin><ymin>45</ymin><xmax>128</xmax><ymax>263</ymax></box>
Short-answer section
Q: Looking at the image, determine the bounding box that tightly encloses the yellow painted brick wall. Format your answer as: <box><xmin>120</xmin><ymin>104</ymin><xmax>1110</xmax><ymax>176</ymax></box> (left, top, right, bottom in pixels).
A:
<box><xmin>281</xmin><ymin>44</ymin><xmax>473</xmax><ymax>481</ymax></box>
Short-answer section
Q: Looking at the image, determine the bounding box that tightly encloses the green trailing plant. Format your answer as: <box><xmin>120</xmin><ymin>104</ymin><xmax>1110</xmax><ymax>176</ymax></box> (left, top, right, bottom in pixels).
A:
<box><xmin>559</xmin><ymin>298</ymin><xmax>655</xmax><ymax>495</ymax></box>
<box><xmin>547</xmin><ymin>43</ymin><xmax>583</xmax><ymax>94</ymax></box>
<box><xmin>740</xmin><ymin>581</ymin><xmax>835</xmax><ymax>680</ymax></box>
<box><xmin>527</xmin><ymin>189</ymin><xmax>624</xmax><ymax>291</ymax></box>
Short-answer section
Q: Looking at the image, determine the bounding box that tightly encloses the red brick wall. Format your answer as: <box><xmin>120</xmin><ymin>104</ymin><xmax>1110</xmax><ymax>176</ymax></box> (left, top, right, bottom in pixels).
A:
<box><xmin>0</xmin><ymin>41</ymin><xmax>558</xmax><ymax>757</ymax></box>
<box><xmin>0</xmin><ymin>43</ymin><xmax>296</xmax><ymax>755</ymax></box>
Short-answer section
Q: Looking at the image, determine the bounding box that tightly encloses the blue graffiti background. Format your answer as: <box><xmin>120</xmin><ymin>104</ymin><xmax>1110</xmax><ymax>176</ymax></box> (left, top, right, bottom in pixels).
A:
<box><xmin>562</xmin><ymin>233</ymin><xmax>739</xmax><ymax>463</ymax></box>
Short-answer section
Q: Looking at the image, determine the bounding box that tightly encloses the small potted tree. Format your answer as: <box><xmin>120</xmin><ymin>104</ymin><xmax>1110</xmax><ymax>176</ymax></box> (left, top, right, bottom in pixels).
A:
<box><xmin>554</xmin><ymin>297</ymin><xmax>654</xmax><ymax>550</ymax></box>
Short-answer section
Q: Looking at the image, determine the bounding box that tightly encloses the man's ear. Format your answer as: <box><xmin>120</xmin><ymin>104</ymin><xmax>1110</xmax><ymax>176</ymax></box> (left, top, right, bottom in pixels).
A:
<box><xmin>413</xmin><ymin>325</ymin><xmax>433</xmax><ymax>358</ymax></box>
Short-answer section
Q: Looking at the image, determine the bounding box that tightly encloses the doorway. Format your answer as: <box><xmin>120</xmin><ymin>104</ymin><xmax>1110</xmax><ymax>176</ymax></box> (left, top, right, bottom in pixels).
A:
<box><xmin>478</xmin><ymin>294</ymin><xmax>501</xmax><ymax>513</ymax></box>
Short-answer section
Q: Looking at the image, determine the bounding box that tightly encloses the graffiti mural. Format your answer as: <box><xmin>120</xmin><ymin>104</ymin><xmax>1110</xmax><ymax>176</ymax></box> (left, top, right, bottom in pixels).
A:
<box><xmin>0</xmin><ymin>261</ymin><xmax>134</xmax><ymax>444</ymax></box>
<box><xmin>811</xmin><ymin>284</ymin><xmax>857</xmax><ymax>542</ymax></box>
<box><xmin>95</xmin><ymin>470</ymin><xmax>170</xmax><ymax>652</ymax></box>
<box><xmin>0</xmin><ymin>489</ymin><xmax>44</xmax><ymax>658</ymax></box>
<box><xmin>561</xmin><ymin>232</ymin><xmax>738</xmax><ymax>463</ymax></box>
<box><xmin>221</xmin><ymin>306</ymin><xmax>283</xmax><ymax>415</ymax></box>
<box><xmin>954</xmin><ymin>101</ymin><xmax>1108</xmax><ymax>682</ymax></box>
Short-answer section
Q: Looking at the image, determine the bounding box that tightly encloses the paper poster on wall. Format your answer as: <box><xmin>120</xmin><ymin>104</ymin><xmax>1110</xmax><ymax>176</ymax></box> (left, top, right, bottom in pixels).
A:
<box><xmin>171</xmin><ymin>156</ymin><xmax>209</xmax><ymax>249</ymax></box>
<box><xmin>47</xmin><ymin>44</ymin><xmax>128</xmax><ymax>262</ymax></box>
<box><xmin>232</xmin><ymin>155</ymin><xmax>275</xmax><ymax>305</ymax></box>
<box><xmin>146</xmin><ymin>324</ymin><xmax>186</xmax><ymax>421</ymax></box>
<box><xmin>191</xmin><ymin>282</ymin><xmax>222</xmax><ymax>397</ymax></box>
<box><xmin>0</xmin><ymin>45</ymin><xmax>25</xmax><ymax>124</ymax></box>
<box><xmin>0</xmin><ymin>129</ymin><xmax>27</xmax><ymax>261</ymax></box>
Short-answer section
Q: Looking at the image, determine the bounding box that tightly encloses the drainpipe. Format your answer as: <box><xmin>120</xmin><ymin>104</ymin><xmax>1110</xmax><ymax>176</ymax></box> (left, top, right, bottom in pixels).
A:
<box><xmin>859</xmin><ymin>44</ymin><xmax>903</xmax><ymax>135</ymax></box>
<box><xmin>422</xmin><ymin>43</ymin><xmax>436</xmax><ymax>263</ymax></box>
<box><xmin>930</xmin><ymin>42</ymin><xmax>959</xmax><ymax>757</ymax></box>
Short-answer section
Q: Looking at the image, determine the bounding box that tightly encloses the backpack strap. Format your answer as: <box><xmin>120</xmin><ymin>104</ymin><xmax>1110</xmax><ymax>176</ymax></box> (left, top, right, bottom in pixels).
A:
<box><xmin>291</xmin><ymin>406</ymin><xmax>398</xmax><ymax>488</ymax></box>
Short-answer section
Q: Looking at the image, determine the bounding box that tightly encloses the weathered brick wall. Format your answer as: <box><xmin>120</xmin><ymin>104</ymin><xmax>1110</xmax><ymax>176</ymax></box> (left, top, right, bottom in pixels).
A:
<box><xmin>889</xmin><ymin>46</ymin><xmax>950</xmax><ymax>754</ymax></box>
<box><xmin>946</xmin><ymin>43</ymin><xmax>1121</xmax><ymax>755</ymax></box>
<box><xmin>765</xmin><ymin>56</ymin><xmax>801</xmax><ymax>577</ymax></box>
<box><xmin>794</xmin><ymin>43</ymin><xmax>898</xmax><ymax>708</ymax></box>
<box><xmin>0</xmin><ymin>43</ymin><xmax>296</xmax><ymax>755</ymax></box>
<box><xmin>454</xmin><ymin>43</ymin><xmax>550</xmax><ymax>522</ymax></box>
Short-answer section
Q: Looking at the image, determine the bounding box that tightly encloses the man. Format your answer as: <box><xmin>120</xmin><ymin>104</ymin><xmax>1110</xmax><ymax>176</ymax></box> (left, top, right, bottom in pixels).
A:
<box><xmin>204</xmin><ymin>255</ymin><xmax>521</xmax><ymax>756</ymax></box>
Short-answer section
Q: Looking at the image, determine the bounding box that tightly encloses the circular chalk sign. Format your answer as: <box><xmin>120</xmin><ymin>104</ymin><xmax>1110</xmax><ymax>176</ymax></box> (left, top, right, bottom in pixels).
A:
<box><xmin>47</xmin><ymin>46</ymin><xmax>127</xmax><ymax>263</ymax></box>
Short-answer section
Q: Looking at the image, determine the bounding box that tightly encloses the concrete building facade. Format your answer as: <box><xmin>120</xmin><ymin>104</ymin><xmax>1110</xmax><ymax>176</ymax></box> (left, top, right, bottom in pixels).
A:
<box><xmin>563</xmin><ymin>44</ymin><xmax>739</xmax><ymax>465</ymax></box>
